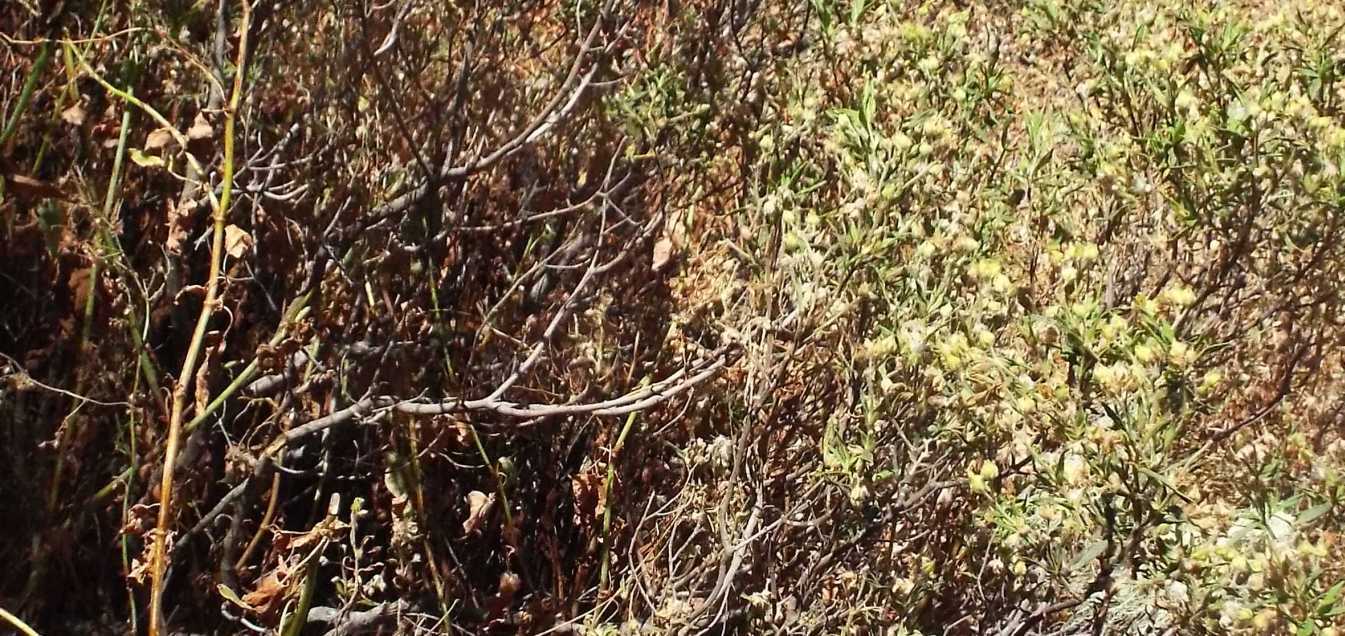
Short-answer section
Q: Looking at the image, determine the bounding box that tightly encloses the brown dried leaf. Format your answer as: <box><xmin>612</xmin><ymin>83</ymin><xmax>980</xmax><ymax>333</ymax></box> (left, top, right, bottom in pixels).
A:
<box><xmin>462</xmin><ymin>490</ymin><xmax>495</xmax><ymax>536</ymax></box>
<box><xmin>69</xmin><ymin>266</ymin><xmax>93</xmax><ymax>309</ymax></box>
<box><xmin>4</xmin><ymin>173</ymin><xmax>66</xmax><ymax>201</ymax></box>
<box><xmin>92</xmin><ymin>117</ymin><xmax>119</xmax><ymax>140</ymax></box>
<box><xmin>570</xmin><ymin>466</ymin><xmax>607</xmax><ymax>528</ymax></box>
<box><xmin>165</xmin><ymin>200</ymin><xmax>191</xmax><ymax>254</ymax></box>
<box><xmin>193</xmin><ymin>340</ymin><xmax>216</xmax><ymax>416</ymax></box>
<box><xmin>187</xmin><ymin>112</ymin><xmax>213</xmax><ymax>140</ymax></box>
<box><xmin>289</xmin><ymin>515</ymin><xmax>350</xmax><ymax>551</ymax></box>
<box><xmin>145</xmin><ymin>127</ymin><xmax>175</xmax><ymax>151</ymax></box>
<box><xmin>61</xmin><ymin>103</ymin><xmax>87</xmax><ymax>126</ymax></box>
<box><xmin>443</xmin><ymin>418</ymin><xmax>472</xmax><ymax>447</ymax></box>
<box><xmin>127</xmin><ymin>557</ymin><xmax>152</xmax><ymax>585</ymax></box>
<box><xmin>224</xmin><ymin>224</ymin><xmax>253</xmax><ymax>258</ymax></box>
<box><xmin>652</xmin><ymin>236</ymin><xmax>676</xmax><ymax>273</ymax></box>
<box><xmin>121</xmin><ymin>503</ymin><xmax>157</xmax><ymax>536</ymax></box>
<box><xmin>240</xmin><ymin>569</ymin><xmax>287</xmax><ymax>611</ymax></box>
<box><xmin>129</xmin><ymin>528</ymin><xmax>170</xmax><ymax>585</ymax></box>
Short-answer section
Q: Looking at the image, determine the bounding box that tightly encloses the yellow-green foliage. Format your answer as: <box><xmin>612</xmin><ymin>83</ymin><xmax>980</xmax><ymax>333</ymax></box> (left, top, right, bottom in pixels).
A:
<box><xmin>649</xmin><ymin>0</ymin><xmax>1345</xmax><ymax>632</ymax></box>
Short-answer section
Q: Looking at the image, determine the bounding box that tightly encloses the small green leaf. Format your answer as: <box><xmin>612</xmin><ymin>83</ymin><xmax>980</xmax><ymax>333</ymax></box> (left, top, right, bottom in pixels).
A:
<box><xmin>849</xmin><ymin>0</ymin><xmax>867</xmax><ymax>26</ymax></box>
<box><xmin>1299</xmin><ymin>502</ymin><xmax>1331</xmax><ymax>525</ymax></box>
<box><xmin>1316</xmin><ymin>580</ymin><xmax>1344</xmax><ymax>614</ymax></box>
<box><xmin>129</xmin><ymin>148</ymin><xmax>165</xmax><ymax>169</ymax></box>
<box><xmin>216</xmin><ymin>583</ymin><xmax>254</xmax><ymax>610</ymax></box>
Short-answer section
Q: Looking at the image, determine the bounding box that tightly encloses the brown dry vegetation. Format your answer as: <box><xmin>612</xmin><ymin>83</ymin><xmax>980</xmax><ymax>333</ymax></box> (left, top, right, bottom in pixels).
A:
<box><xmin>3</xmin><ymin>0</ymin><xmax>1345</xmax><ymax>634</ymax></box>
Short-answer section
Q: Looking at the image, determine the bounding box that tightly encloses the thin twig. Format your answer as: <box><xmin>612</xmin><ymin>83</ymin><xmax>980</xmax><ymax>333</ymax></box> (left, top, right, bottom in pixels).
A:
<box><xmin>0</xmin><ymin>352</ymin><xmax>130</xmax><ymax>407</ymax></box>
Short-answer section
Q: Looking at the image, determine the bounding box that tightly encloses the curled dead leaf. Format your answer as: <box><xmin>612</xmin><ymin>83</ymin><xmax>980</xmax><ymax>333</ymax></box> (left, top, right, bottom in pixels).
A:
<box><xmin>240</xmin><ymin>568</ymin><xmax>288</xmax><ymax>612</ymax></box>
<box><xmin>571</xmin><ymin>468</ymin><xmax>606</xmax><ymax>527</ymax></box>
<box><xmin>145</xmin><ymin>127</ymin><xmax>175</xmax><ymax>151</ymax></box>
<box><xmin>224</xmin><ymin>224</ymin><xmax>253</xmax><ymax>258</ymax></box>
<box><xmin>69</xmin><ymin>266</ymin><xmax>94</xmax><ymax>310</ymax></box>
<box><xmin>193</xmin><ymin>339</ymin><xmax>220</xmax><ymax>417</ymax></box>
<box><xmin>498</xmin><ymin>571</ymin><xmax>521</xmax><ymax>596</ymax></box>
<box><xmin>463</xmin><ymin>490</ymin><xmax>495</xmax><ymax>536</ymax></box>
<box><xmin>289</xmin><ymin>515</ymin><xmax>350</xmax><ymax>551</ymax></box>
<box><xmin>128</xmin><ymin>557</ymin><xmax>152</xmax><ymax>585</ymax></box>
<box><xmin>165</xmin><ymin>200</ymin><xmax>191</xmax><ymax>254</ymax></box>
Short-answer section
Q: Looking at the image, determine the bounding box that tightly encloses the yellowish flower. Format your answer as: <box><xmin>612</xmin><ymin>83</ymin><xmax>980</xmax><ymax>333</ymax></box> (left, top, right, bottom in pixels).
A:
<box><xmin>1134</xmin><ymin>293</ymin><xmax>1159</xmax><ymax>315</ymax></box>
<box><xmin>1062</xmin><ymin>453</ymin><xmax>1087</xmax><ymax>485</ymax></box>
<box><xmin>971</xmin><ymin>258</ymin><xmax>1002</xmax><ymax>279</ymax></box>
<box><xmin>1162</xmin><ymin>285</ymin><xmax>1197</xmax><ymax>307</ymax></box>
<box><xmin>1134</xmin><ymin>342</ymin><xmax>1157</xmax><ymax>364</ymax></box>
<box><xmin>1174</xmin><ymin>89</ymin><xmax>1198</xmax><ymax>113</ymax></box>
<box><xmin>1199</xmin><ymin>370</ymin><xmax>1223</xmax><ymax>394</ymax></box>
<box><xmin>1250</xmin><ymin>608</ymin><xmax>1276</xmax><ymax>631</ymax></box>
<box><xmin>1169</xmin><ymin>340</ymin><xmax>1196</xmax><ymax>367</ymax></box>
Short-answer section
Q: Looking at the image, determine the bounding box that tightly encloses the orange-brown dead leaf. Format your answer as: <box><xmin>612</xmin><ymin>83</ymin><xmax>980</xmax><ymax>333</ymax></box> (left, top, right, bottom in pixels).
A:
<box><xmin>193</xmin><ymin>340</ymin><xmax>218</xmax><ymax>416</ymax></box>
<box><xmin>570</xmin><ymin>465</ymin><xmax>607</xmax><ymax>528</ymax></box>
<box><xmin>240</xmin><ymin>568</ymin><xmax>288</xmax><ymax>612</ymax></box>
<box><xmin>288</xmin><ymin>515</ymin><xmax>350</xmax><ymax>551</ymax></box>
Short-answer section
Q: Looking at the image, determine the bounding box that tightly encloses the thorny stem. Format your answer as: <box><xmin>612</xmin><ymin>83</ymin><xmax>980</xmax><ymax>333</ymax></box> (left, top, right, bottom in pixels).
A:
<box><xmin>147</xmin><ymin>3</ymin><xmax>250</xmax><ymax>634</ymax></box>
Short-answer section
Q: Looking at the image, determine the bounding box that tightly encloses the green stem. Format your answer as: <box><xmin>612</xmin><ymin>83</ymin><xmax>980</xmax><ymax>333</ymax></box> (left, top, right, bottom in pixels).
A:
<box><xmin>185</xmin><ymin>297</ymin><xmax>312</xmax><ymax>433</ymax></box>
<box><xmin>598</xmin><ymin>409</ymin><xmax>640</xmax><ymax>593</ymax></box>
<box><xmin>0</xmin><ymin>41</ymin><xmax>51</xmax><ymax>149</ymax></box>
<box><xmin>468</xmin><ymin>425</ymin><xmax>514</xmax><ymax>529</ymax></box>
<box><xmin>121</xmin><ymin>364</ymin><xmax>141</xmax><ymax>635</ymax></box>
<box><xmin>279</xmin><ymin>543</ymin><xmax>322</xmax><ymax>636</ymax></box>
